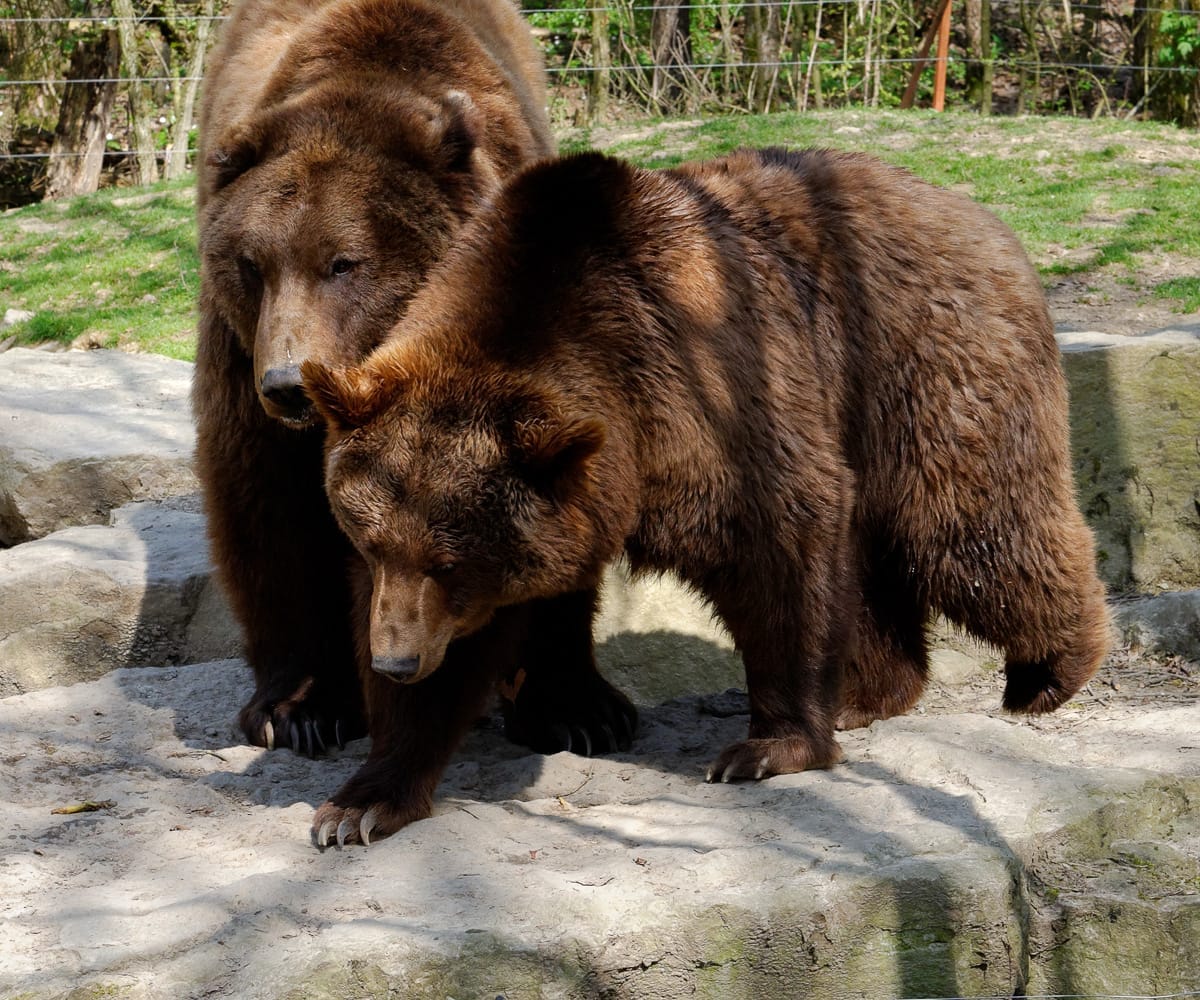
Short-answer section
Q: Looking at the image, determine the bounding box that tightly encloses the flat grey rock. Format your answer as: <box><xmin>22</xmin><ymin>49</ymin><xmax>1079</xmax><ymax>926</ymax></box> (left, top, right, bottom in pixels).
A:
<box><xmin>0</xmin><ymin>656</ymin><xmax>1195</xmax><ymax>999</ymax></box>
<box><xmin>0</xmin><ymin>347</ymin><xmax>197</xmax><ymax>545</ymax></box>
<box><xmin>1059</xmin><ymin>330</ymin><xmax>1200</xmax><ymax>592</ymax></box>
<box><xmin>0</xmin><ymin>499</ymin><xmax>238</xmax><ymax>695</ymax></box>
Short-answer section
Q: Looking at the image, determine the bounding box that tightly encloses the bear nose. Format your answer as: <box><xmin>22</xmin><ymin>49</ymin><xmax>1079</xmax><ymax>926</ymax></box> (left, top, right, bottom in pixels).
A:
<box><xmin>371</xmin><ymin>655</ymin><xmax>421</xmax><ymax>680</ymax></box>
<box><xmin>260</xmin><ymin>365</ymin><xmax>309</xmax><ymax>416</ymax></box>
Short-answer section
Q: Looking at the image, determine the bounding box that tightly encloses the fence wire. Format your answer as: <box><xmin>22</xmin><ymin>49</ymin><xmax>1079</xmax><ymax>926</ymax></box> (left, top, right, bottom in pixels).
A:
<box><xmin>1</xmin><ymin>3</ymin><xmax>1197</xmax><ymax>175</ymax></box>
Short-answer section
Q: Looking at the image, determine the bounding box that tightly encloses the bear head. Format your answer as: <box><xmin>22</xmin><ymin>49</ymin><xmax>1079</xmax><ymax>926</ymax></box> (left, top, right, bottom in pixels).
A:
<box><xmin>199</xmin><ymin>86</ymin><xmax>497</xmax><ymax>428</ymax></box>
<box><xmin>301</xmin><ymin>359</ymin><xmax>618</xmax><ymax>683</ymax></box>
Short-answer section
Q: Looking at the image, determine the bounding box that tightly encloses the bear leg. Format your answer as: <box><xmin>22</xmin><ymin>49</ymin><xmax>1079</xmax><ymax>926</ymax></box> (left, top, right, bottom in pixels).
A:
<box><xmin>706</xmin><ymin>575</ymin><xmax>849</xmax><ymax>783</ymax></box>
<box><xmin>941</xmin><ymin>516</ymin><xmax>1111</xmax><ymax>715</ymax></box>
<box><xmin>500</xmin><ymin>589</ymin><xmax>638</xmax><ymax>757</ymax></box>
<box><xmin>838</xmin><ymin>560</ymin><xmax>930</xmax><ymax>729</ymax></box>
<box><xmin>311</xmin><ymin>612</ymin><xmax>517</xmax><ymax>847</ymax></box>
<box><xmin>196</xmin><ymin>358</ymin><xmax>366</xmax><ymax>757</ymax></box>
<box><xmin>998</xmin><ymin>556</ymin><xmax>1110</xmax><ymax>714</ymax></box>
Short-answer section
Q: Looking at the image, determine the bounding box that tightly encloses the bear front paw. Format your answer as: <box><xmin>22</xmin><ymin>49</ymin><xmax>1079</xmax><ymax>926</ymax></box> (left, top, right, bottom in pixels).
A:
<box><xmin>311</xmin><ymin>796</ymin><xmax>431</xmax><ymax>848</ymax></box>
<box><xmin>501</xmin><ymin>667</ymin><xmax>638</xmax><ymax>758</ymax></box>
<box><xmin>705</xmin><ymin>736</ymin><xmax>843</xmax><ymax>783</ymax></box>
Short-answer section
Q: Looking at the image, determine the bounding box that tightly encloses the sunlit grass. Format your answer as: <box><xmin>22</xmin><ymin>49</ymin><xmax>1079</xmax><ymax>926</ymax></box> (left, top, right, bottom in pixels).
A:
<box><xmin>2</xmin><ymin>111</ymin><xmax>1198</xmax><ymax>361</ymax></box>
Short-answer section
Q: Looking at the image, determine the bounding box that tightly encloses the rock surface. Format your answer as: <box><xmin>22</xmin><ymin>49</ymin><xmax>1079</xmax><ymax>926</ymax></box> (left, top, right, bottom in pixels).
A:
<box><xmin>0</xmin><ymin>498</ymin><xmax>240</xmax><ymax>696</ymax></box>
<box><xmin>1062</xmin><ymin>328</ymin><xmax>1200</xmax><ymax>592</ymax></box>
<box><xmin>0</xmin><ymin>656</ymin><xmax>1196</xmax><ymax>1000</ymax></box>
<box><xmin>0</xmin><ymin>347</ymin><xmax>197</xmax><ymax>545</ymax></box>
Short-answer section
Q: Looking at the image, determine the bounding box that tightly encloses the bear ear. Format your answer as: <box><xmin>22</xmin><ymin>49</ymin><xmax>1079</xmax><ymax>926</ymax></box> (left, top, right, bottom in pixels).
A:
<box><xmin>302</xmin><ymin>360</ymin><xmax>393</xmax><ymax>432</ymax></box>
<box><xmin>434</xmin><ymin>90</ymin><xmax>483</xmax><ymax>174</ymax></box>
<box><xmin>514</xmin><ymin>413</ymin><xmax>607</xmax><ymax>502</ymax></box>
<box><xmin>207</xmin><ymin>121</ymin><xmax>265</xmax><ymax>192</ymax></box>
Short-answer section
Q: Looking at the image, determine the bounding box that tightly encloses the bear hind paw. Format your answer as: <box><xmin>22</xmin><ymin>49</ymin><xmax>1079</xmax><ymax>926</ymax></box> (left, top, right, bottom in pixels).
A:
<box><xmin>706</xmin><ymin>735</ymin><xmax>844</xmax><ymax>783</ymax></box>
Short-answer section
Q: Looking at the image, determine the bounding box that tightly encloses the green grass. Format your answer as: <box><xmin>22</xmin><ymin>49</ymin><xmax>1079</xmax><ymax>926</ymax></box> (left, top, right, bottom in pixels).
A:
<box><xmin>2</xmin><ymin>110</ymin><xmax>1198</xmax><ymax>362</ymax></box>
<box><xmin>0</xmin><ymin>178</ymin><xmax>198</xmax><ymax>360</ymax></box>
<box><xmin>568</xmin><ymin>109</ymin><xmax>1200</xmax><ymax>275</ymax></box>
<box><xmin>1154</xmin><ymin>277</ymin><xmax>1200</xmax><ymax>312</ymax></box>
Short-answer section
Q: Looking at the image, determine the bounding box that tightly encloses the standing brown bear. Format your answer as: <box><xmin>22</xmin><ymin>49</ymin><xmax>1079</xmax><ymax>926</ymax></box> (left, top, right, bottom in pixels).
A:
<box><xmin>303</xmin><ymin>148</ymin><xmax>1111</xmax><ymax>846</ymax></box>
<box><xmin>193</xmin><ymin>0</ymin><xmax>633</xmax><ymax>758</ymax></box>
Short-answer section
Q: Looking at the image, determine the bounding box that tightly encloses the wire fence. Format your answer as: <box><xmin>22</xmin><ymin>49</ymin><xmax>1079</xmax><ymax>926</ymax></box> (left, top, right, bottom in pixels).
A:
<box><xmin>1</xmin><ymin>1</ymin><xmax>1197</xmax><ymax>202</ymax></box>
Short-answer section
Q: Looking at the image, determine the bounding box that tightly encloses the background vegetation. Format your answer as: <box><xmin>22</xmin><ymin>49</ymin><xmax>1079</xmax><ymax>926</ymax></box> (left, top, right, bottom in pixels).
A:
<box><xmin>1</xmin><ymin>109</ymin><xmax>1197</xmax><ymax>359</ymax></box>
<box><xmin>0</xmin><ymin>0</ymin><xmax>1197</xmax><ymax>208</ymax></box>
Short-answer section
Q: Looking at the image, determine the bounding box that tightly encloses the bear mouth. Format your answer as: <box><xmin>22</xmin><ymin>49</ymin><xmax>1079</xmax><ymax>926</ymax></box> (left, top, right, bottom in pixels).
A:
<box><xmin>271</xmin><ymin>404</ymin><xmax>321</xmax><ymax>430</ymax></box>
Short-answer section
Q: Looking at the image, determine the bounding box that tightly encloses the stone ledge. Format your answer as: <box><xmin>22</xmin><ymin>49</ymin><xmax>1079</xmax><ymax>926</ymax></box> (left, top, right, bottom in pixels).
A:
<box><xmin>0</xmin><ymin>347</ymin><xmax>196</xmax><ymax>545</ymax></box>
<box><xmin>1059</xmin><ymin>328</ymin><xmax>1200</xmax><ymax>592</ymax></box>
<box><xmin>0</xmin><ymin>499</ymin><xmax>238</xmax><ymax>695</ymax></box>
<box><xmin>0</xmin><ymin>659</ymin><xmax>1195</xmax><ymax>999</ymax></box>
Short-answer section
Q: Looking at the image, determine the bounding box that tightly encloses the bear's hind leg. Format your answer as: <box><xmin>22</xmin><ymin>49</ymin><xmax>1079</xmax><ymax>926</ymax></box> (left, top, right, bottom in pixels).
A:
<box><xmin>999</xmin><ymin>559</ymin><xmax>1110</xmax><ymax>714</ymax></box>
<box><xmin>944</xmin><ymin>517</ymin><xmax>1111</xmax><ymax>715</ymax></box>
<box><xmin>838</xmin><ymin>560</ymin><xmax>930</xmax><ymax>729</ymax></box>
<box><xmin>501</xmin><ymin>588</ymin><xmax>638</xmax><ymax>757</ymax></box>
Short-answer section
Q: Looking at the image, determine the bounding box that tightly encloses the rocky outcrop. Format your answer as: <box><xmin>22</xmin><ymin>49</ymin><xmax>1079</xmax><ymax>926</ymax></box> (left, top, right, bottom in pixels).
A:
<box><xmin>1064</xmin><ymin>329</ymin><xmax>1200</xmax><ymax>593</ymax></box>
<box><xmin>0</xmin><ymin>347</ymin><xmax>198</xmax><ymax>545</ymax></box>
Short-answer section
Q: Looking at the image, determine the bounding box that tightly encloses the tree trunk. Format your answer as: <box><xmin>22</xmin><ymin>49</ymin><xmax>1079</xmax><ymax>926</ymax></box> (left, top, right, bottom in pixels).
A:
<box><xmin>965</xmin><ymin>0</ymin><xmax>993</xmax><ymax>113</ymax></box>
<box><xmin>587</xmin><ymin>7</ymin><xmax>611</xmax><ymax>124</ymax></box>
<box><xmin>44</xmin><ymin>29</ymin><xmax>120</xmax><ymax>200</ymax></box>
<box><xmin>651</xmin><ymin>0</ymin><xmax>692</xmax><ymax>112</ymax></box>
<box><xmin>648</xmin><ymin>0</ymin><xmax>696</xmax><ymax>111</ymax></box>
<box><xmin>165</xmin><ymin>0</ymin><xmax>214</xmax><ymax>179</ymax></box>
<box><xmin>113</xmin><ymin>0</ymin><xmax>159</xmax><ymax>186</ymax></box>
<box><xmin>744</xmin><ymin>1</ymin><xmax>783</xmax><ymax>113</ymax></box>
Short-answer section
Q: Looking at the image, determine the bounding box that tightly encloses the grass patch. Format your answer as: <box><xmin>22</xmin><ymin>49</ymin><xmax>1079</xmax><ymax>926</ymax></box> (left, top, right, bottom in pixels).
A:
<box><xmin>1154</xmin><ymin>277</ymin><xmax>1200</xmax><ymax>313</ymax></box>
<box><xmin>2</xmin><ymin>110</ymin><xmax>1198</xmax><ymax>361</ymax></box>
<box><xmin>0</xmin><ymin>178</ymin><xmax>198</xmax><ymax>360</ymax></box>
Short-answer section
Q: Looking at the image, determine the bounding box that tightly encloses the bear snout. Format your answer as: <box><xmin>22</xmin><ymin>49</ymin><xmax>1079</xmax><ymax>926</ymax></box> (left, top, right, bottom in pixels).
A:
<box><xmin>371</xmin><ymin>654</ymin><xmax>422</xmax><ymax>682</ymax></box>
<box><xmin>259</xmin><ymin>365</ymin><xmax>314</xmax><ymax>423</ymax></box>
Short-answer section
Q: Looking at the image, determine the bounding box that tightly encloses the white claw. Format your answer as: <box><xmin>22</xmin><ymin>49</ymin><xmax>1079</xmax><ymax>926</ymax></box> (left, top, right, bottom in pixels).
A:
<box><xmin>316</xmin><ymin>820</ymin><xmax>336</xmax><ymax>848</ymax></box>
<box><xmin>360</xmin><ymin>809</ymin><xmax>378</xmax><ymax>847</ymax></box>
<box><xmin>264</xmin><ymin>719</ymin><xmax>275</xmax><ymax>751</ymax></box>
<box><xmin>336</xmin><ymin>818</ymin><xmax>356</xmax><ymax>848</ymax></box>
<box><xmin>754</xmin><ymin>756</ymin><xmax>770</xmax><ymax>780</ymax></box>
<box><xmin>704</xmin><ymin>767</ymin><xmax>716</xmax><ymax>783</ymax></box>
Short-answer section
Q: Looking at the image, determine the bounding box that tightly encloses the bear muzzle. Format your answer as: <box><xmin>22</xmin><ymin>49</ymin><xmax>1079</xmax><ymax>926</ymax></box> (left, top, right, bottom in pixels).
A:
<box><xmin>259</xmin><ymin>365</ymin><xmax>318</xmax><ymax>426</ymax></box>
<box><xmin>371</xmin><ymin>654</ymin><xmax>422</xmax><ymax>683</ymax></box>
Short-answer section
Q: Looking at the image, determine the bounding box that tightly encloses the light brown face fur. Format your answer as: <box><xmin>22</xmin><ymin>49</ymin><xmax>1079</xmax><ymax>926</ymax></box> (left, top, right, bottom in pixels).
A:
<box><xmin>306</xmin><ymin>364</ymin><xmax>613</xmax><ymax>683</ymax></box>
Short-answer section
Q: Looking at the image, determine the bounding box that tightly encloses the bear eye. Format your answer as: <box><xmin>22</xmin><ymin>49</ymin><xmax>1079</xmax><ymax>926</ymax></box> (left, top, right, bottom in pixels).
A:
<box><xmin>330</xmin><ymin>257</ymin><xmax>359</xmax><ymax>278</ymax></box>
<box><xmin>427</xmin><ymin>561</ymin><xmax>458</xmax><ymax>580</ymax></box>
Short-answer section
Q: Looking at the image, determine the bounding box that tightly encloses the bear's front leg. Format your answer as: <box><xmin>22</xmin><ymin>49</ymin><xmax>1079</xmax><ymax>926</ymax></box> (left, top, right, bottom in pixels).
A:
<box><xmin>312</xmin><ymin>616</ymin><xmax>513</xmax><ymax>848</ymax></box>
<box><xmin>705</xmin><ymin>569</ymin><xmax>851</xmax><ymax>783</ymax></box>
<box><xmin>501</xmin><ymin>589</ymin><xmax>638</xmax><ymax>757</ymax></box>
<box><xmin>195</xmin><ymin>349</ymin><xmax>366</xmax><ymax>758</ymax></box>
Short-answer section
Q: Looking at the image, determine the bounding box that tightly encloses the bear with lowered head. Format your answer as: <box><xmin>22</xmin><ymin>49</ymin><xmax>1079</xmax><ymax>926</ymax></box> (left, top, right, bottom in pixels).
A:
<box><xmin>303</xmin><ymin>148</ymin><xmax>1111</xmax><ymax>846</ymax></box>
<box><xmin>194</xmin><ymin>0</ymin><xmax>632</xmax><ymax>760</ymax></box>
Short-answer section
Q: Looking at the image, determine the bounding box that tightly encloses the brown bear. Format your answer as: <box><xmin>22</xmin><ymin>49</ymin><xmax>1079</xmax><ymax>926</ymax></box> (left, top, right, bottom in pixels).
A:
<box><xmin>193</xmin><ymin>0</ymin><xmax>633</xmax><ymax>759</ymax></box>
<box><xmin>302</xmin><ymin>147</ymin><xmax>1111</xmax><ymax>846</ymax></box>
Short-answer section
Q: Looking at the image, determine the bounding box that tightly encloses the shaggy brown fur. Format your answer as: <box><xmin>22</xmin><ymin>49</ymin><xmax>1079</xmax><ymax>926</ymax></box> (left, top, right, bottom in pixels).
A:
<box><xmin>303</xmin><ymin>148</ymin><xmax>1111</xmax><ymax>845</ymax></box>
<box><xmin>192</xmin><ymin>0</ymin><xmax>627</xmax><ymax>758</ymax></box>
